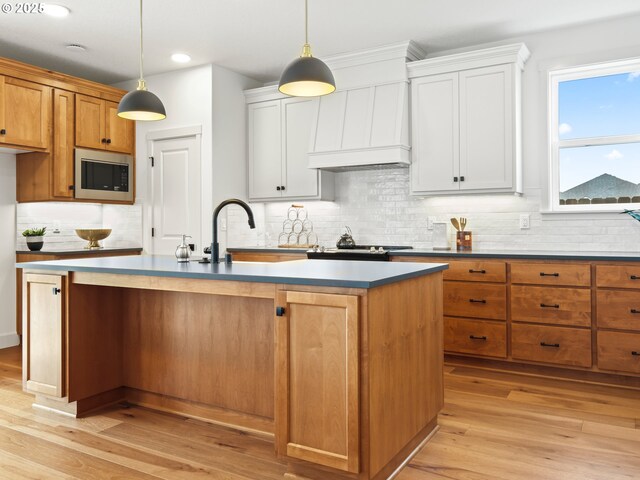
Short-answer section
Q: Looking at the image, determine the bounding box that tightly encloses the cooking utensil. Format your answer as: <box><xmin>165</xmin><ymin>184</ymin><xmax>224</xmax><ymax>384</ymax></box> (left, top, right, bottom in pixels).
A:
<box><xmin>336</xmin><ymin>226</ymin><xmax>357</xmax><ymax>249</ymax></box>
<box><xmin>450</xmin><ymin>218</ymin><xmax>460</xmax><ymax>231</ymax></box>
<box><xmin>460</xmin><ymin>217</ymin><xmax>467</xmax><ymax>231</ymax></box>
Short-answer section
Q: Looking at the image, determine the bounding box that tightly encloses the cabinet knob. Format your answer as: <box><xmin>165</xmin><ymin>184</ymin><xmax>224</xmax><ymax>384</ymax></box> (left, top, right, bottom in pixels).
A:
<box><xmin>540</xmin><ymin>342</ymin><xmax>560</xmax><ymax>348</ymax></box>
<box><xmin>275</xmin><ymin>306</ymin><xmax>286</xmax><ymax>317</ymax></box>
<box><xmin>469</xmin><ymin>299</ymin><xmax>486</xmax><ymax>304</ymax></box>
<box><xmin>539</xmin><ymin>272</ymin><xmax>559</xmax><ymax>277</ymax></box>
<box><xmin>0</xmin><ymin>129</ymin><xmax>5</xmax><ymax>135</ymax></box>
<box><xmin>52</xmin><ymin>287</ymin><xmax>61</xmax><ymax>295</ymax></box>
<box><xmin>101</xmin><ymin>138</ymin><xmax>107</xmax><ymax>143</ymax></box>
<box><xmin>68</xmin><ymin>185</ymin><xmax>75</xmax><ymax>191</ymax></box>
<box><xmin>281</xmin><ymin>185</ymin><xmax>285</xmax><ymax>191</ymax></box>
<box><xmin>468</xmin><ymin>269</ymin><xmax>486</xmax><ymax>274</ymax></box>
<box><xmin>632</xmin><ymin>351</ymin><xmax>639</xmax><ymax>356</ymax></box>
<box><xmin>106</xmin><ymin>138</ymin><xmax>112</xmax><ymax>144</ymax></box>
<box><xmin>540</xmin><ymin>303</ymin><xmax>560</xmax><ymax>309</ymax></box>
<box><xmin>469</xmin><ymin>335</ymin><xmax>487</xmax><ymax>341</ymax></box>
<box><xmin>460</xmin><ymin>176</ymin><xmax>465</xmax><ymax>182</ymax></box>
<box><xmin>453</xmin><ymin>177</ymin><xmax>458</xmax><ymax>182</ymax></box>
<box><xmin>276</xmin><ymin>186</ymin><xmax>281</xmax><ymax>191</ymax></box>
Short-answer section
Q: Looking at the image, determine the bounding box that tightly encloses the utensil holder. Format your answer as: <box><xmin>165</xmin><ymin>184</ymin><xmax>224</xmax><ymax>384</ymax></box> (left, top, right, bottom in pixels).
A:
<box><xmin>456</xmin><ymin>231</ymin><xmax>472</xmax><ymax>251</ymax></box>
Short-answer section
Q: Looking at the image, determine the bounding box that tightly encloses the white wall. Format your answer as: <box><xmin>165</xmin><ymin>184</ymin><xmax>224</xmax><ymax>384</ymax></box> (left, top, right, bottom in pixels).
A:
<box><xmin>0</xmin><ymin>153</ymin><xmax>19</xmax><ymax>348</ymax></box>
<box><xmin>229</xmin><ymin>14</ymin><xmax>640</xmax><ymax>253</ymax></box>
<box><xmin>114</xmin><ymin>63</ymin><xmax>260</xmax><ymax>255</ymax></box>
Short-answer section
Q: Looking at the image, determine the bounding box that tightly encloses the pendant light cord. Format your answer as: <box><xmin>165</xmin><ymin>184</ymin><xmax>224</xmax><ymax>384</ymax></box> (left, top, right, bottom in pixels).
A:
<box><xmin>304</xmin><ymin>0</ymin><xmax>308</xmax><ymax>45</ymax></box>
<box><xmin>139</xmin><ymin>0</ymin><xmax>144</xmax><ymax>82</ymax></box>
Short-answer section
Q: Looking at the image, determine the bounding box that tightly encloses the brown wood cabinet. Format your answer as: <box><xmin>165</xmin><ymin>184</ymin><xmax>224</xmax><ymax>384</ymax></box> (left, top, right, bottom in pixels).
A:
<box><xmin>22</xmin><ymin>272</ymin><xmax>66</xmax><ymax>397</ymax></box>
<box><xmin>0</xmin><ymin>55</ymin><xmax>135</xmax><ymax>203</ymax></box>
<box><xmin>444</xmin><ymin>317</ymin><xmax>507</xmax><ymax>358</ymax></box>
<box><xmin>275</xmin><ymin>290</ymin><xmax>359</xmax><ymax>473</ymax></box>
<box><xmin>0</xmin><ymin>75</ymin><xmax>51</xmax><ymax>150</ymax></box>
<box><xmin>597</xmin><ymin>331</ymin><xmax>640</xmax><ymax>374</ymax></box>
<box><xmin>76</xmin><ymin>94</ymin><xmax>134</xmax><ymax>154</ymax></box>
<box><xmin>511</xmin><ymin>285</ymin><xmax>591</xmax><ymax>327</ymax></box>
<box><xmin>52</xmin><ymin>89</ymin><xmax>75</xmax><ymax>198</ymax></box>
<box><xmin>444</xmin><ymin>281</ymin><xmax>507</xmax><ymax>321</ymax></box>
<box><xmin>511</xmin><ymin>323</ymin><xmax>592</xmax><ymax>368</ymax></box>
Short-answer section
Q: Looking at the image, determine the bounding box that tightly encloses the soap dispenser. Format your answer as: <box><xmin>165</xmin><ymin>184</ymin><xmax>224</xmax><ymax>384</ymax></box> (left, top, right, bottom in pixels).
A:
<box><xmin>175</xmin><ymin>235</ymin><xmax>192</xmax><ymax>263</ymax></box>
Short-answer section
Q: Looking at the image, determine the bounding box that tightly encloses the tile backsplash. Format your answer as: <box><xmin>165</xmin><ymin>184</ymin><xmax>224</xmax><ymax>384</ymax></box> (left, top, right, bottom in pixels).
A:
<box><xmin>228</xmin><ymin>167</ymin><xmax>640</xmax><ymax>253</ymax></box>
<box><xmin>17</xmin><ymin>203</ymin><xmax>142</xmax><ymax>249</ymax></box>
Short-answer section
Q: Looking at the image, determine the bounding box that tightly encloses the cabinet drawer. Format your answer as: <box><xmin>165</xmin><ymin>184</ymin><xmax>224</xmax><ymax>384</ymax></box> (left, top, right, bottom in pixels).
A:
<box><xmin>597</xmin><ymin>331</ymin><xmax>640</xmax><ymax>375</ymax></box>
<box><xmin>444</xmin><ymin>317</ymin><xmax>506</xmax><ymax>358</ymax></box>
<box><xmin>511</xmin><ymin>285</ymin><xmax>591</xmax><ymax>327</ymax></box>
<box><xmin>597</xmin><ymin>290</ymin><xmax>640</xmax><ymax>332</ymax></box>
<box><xmin>443</xmin><ymin>282</ymin><xmax>506</xmax><ymax>321</ymax></box>
<box><xmin>443</xmin><ymin>260</ymin><xmax>506</xmax><ymax>283</ymax></box>
<box><xmin>596</xmin><ymin>265</ymin><xmax>640</xmax><ymax>289</ymax></box>
<box><xmin>511</xmin><ymin>324</ymin><xmax>592</xmax><ymax>368</ymax></box>
<box><xmin>510</xmin><ymin>263</ymin><xmax>591</xmax><ymax>287</ymax></box>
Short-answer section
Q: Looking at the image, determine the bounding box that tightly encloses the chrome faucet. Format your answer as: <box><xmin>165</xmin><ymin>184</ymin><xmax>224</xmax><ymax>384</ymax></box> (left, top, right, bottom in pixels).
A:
<box><xmin>211</xmin><ymin>198</ymin><xmax>255</xmax><ymax>264</ymax></box>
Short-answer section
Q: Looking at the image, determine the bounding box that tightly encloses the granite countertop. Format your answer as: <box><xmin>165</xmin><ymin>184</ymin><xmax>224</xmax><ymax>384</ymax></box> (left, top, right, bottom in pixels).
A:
<box><xmin>16</xmin><ymin>246</ymin><xmax>143</xmax><ymax>255</ymax></box>
<box><xmin>226</xmin><ymin>246</ymin><xmax>640</xmax><ymax>262</ymax></box>
<box><xmin>16</xmin><ymin>255</ymin><xmax>448</xmax><ymax>289</ymax></box>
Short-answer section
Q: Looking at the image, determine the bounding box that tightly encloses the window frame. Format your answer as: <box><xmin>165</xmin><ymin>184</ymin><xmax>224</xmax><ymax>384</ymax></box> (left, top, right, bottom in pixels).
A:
<box><xmin>548</xmin><ymin>57</ymin><xmax>640</xmax><ymax>213</ymax></box>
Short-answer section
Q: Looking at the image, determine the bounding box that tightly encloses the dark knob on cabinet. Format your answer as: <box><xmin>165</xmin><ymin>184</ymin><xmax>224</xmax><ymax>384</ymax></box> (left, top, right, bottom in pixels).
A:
<box><xmin>0</xmin><ymin>129</ymin><xmax>5</xmax><ymax>135</ymax></box>
<box><xmin>101</xmin><ymin>138</ymin><xmax>107</xmax><ymax>143</ymax></box>
<box><xmin>68</xmin><ymin>185</ymin><xmax>75</xmax><ymax>191</ymax></box>
<box><xmin>106</xmin><ymin>138</ymin><xmax>112</xmax><ymax>144</ymax></box>
<box><xmin>52</xmin><ymin>288</ymin><xmax>61</xmax><ymax>295</ymax></box>
<box><xmin>276</xmin><ymin>186</ymin><xmax>281</xmax><ymax>191</ymax></box>
<box><xmin>275</xmin><ymin>306</ymin><xmax>286</xmax><ymax>317</ymax></box>
<box><xmin>281</xmin><ymin>185</ymin><xmax>285</xmax><ymax>191</ymax></box>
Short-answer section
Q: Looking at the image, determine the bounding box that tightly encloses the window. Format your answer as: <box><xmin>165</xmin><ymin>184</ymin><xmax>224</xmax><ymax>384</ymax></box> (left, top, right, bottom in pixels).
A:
<box><xmin>548</xmin><ymin>59</ymin><xmax>640</xmax><ymax>211</ymax></box>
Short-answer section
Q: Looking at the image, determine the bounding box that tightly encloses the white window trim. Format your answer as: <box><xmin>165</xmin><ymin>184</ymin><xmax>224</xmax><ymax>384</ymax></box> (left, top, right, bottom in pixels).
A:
<box><xmin>548</xmin><ymin>57</ymin><xmax>640</xmax><ymax>213</ymax></box>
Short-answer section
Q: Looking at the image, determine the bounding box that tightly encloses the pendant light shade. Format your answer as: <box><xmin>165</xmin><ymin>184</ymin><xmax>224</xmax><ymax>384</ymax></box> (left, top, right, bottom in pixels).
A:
<box><xmin>278</xmin><ymin>0</ymin><xmax>335</xmax><ymax>97</ymax></box>
<box><xmin>117</xmin><ymin>0</ymin><xmax>166</xmax><ymax>121</ymax></box>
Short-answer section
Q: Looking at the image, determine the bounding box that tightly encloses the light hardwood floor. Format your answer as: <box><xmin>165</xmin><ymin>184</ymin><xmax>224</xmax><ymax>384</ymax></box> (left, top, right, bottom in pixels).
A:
<box><xmin>1</xmin><ymin>347</ymin><xmax>638</xmax><ymax>479</ymax></box>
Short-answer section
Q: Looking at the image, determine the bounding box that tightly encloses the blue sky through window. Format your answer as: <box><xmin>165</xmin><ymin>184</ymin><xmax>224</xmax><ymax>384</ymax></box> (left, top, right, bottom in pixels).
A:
<box><xmin>558</xmin><ymin>71</ymin><xmax>640</xmax><ymax>193</ymax></box>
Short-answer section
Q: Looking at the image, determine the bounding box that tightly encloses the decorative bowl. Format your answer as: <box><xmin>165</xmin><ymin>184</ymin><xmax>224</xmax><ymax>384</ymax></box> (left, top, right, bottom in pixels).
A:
<box><xmin>75</xmin><ymin>229</ymin><xmax>112</xmax><ymax>249</ymax></box>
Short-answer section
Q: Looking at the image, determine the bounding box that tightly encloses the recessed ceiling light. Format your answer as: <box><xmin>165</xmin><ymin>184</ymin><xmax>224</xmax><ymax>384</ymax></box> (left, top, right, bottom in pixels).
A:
<box><xmin>66</xmin><ymin>44</ymin><xmax>86</xmax><ymax>53</ymax></box>
<box><xmin>43</xmin><ymin>4</ymin><xmax>70</xmax><ymax>17</ymax></box>
<box><xmin>171</xmin><ymin>53</ymin><xmax>191</xmax><ymax>64</ymax></box>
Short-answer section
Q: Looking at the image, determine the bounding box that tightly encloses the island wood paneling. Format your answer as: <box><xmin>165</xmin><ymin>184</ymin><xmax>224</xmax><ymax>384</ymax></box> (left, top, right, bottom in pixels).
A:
<box><xmin>275</xmin><ymin>290</ymin><xmax>359</xmax><ymax>474</ymax></box>
<box><xmin>232</xmin><ymin>251</ymin><xmax>306</xmax><ymax>262</ymax></box>
<box><xmin>367</xmin><ymin>272</ymin><xmax>443</xmax><ymax>478</ymax></box>
<box><xmin>122</xmin><ymin>289</ymin><xmax>275</xmax><ymax>419</ymax></box>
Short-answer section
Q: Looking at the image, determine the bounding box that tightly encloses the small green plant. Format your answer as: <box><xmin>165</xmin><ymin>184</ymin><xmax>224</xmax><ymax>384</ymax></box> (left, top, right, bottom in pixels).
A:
<box><xmin>22</xmin><ymin>227</ymin><xmax>47</xmax><ymax>237</ymax></box>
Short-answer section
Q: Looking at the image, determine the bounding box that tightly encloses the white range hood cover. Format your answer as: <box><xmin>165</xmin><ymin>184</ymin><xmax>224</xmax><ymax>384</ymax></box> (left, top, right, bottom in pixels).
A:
<box><xmin>307</xmin><ymin>41</ymin><xmax>425</xmax><ymax>172</ymax></box>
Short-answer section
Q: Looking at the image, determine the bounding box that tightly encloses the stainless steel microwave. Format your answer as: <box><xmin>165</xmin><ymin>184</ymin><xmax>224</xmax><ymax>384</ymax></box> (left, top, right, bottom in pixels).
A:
<box><xmin>74</xmin><ymin>148</ymin><xmax>133</xmax><ymax>202</ymax></box>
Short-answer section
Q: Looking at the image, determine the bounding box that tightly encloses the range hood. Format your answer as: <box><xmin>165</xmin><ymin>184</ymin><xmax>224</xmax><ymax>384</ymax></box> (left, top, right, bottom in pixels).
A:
<box><xmin>307</xmin><ymin>41</ymin><xmax>425</xmax><ymax>172</ymax></box>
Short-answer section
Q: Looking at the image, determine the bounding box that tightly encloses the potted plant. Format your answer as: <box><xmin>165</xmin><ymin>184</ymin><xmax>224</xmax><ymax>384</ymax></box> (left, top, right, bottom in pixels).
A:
<box><xmin>22</xmin><ymin>227</ymin><xmax>47</xmax><ymax>252</ymax></box>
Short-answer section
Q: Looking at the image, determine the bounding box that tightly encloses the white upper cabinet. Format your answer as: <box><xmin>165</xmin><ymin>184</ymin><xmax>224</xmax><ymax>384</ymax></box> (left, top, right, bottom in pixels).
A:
<box><xmin>245</xmin><ymin>87</ymin><xmax>334</xmax><ymax>202</ymax></box>
<box><xmin>408</xmin><ymin>44</ymin><xmax>529</xmax><ymax>196</ymax></box>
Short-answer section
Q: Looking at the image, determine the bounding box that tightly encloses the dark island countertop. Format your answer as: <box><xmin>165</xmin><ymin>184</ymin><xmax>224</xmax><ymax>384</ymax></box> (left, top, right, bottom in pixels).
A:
<box><xmin>226</xmin><ymin>246</ymin><xmax>640</xmax><ymax>262</ymax></box>
<box><xmin>17</xmin><ymin>246</ymin><xmax>143</xmax><ymax>256</ymax></box>
<box><xmin>17</xmin><ymin>255</ymin><xmax>448</xmax><ymax>289</ymax></box>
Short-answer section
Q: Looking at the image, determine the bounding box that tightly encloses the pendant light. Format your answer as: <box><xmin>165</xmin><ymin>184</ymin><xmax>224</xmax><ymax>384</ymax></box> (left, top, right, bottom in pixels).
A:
<box><xmin>278</xmin><ymin>0</ymin><xmax>335</xmax><ymax>97</ymax></box>
<box><xmin>117</xmin><ymin>0</ymin><xmax>166</xmax><ymax>121</ymax></box>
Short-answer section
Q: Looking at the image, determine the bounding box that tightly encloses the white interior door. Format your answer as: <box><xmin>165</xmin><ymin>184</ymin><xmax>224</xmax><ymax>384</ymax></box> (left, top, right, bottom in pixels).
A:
<box><xmin>149</xmin><ymin>135</ymin><xmax>201</xmax><ymax>255</ymax></box>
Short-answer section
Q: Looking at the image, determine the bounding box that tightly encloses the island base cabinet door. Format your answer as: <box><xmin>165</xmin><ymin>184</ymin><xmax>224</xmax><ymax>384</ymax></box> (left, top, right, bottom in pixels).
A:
<box><xmin>275</xmin><ymin>290</ymin><xmax>359</xmax><ymax>474</ymax></box>
<box><xmin>23</xmin><ymin>273</ymin><xmax>65</xmax><ymax>398</ymax></box>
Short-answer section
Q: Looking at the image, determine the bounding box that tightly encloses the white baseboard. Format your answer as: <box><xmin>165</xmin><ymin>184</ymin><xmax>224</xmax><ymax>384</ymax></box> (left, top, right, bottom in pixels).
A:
<box><xmin>0</xmin><ymin>333</ymin><xmax>20</xmax><ymax>349</ymax></box>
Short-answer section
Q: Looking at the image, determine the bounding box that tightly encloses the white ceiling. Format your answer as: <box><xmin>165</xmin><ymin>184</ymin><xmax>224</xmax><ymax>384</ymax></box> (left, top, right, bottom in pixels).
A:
<box><xmin>2</xmin><ymin>0</ymin><xmax>640</xmax><ymax>85</ymax></box>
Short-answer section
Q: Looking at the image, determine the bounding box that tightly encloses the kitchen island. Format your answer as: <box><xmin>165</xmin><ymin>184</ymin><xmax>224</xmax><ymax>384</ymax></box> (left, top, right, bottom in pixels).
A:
<box><xmin>18</xmin><ymin>256</ymin><xmax>447</xmax><ymax>480</ymax></box>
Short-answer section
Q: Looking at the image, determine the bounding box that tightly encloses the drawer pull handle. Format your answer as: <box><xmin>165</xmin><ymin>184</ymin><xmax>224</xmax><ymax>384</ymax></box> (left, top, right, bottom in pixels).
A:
<box><xmin>632</xmin><ymin>351</ymin><xmax>640</xmax><ymax>356</ymax></box>
<box><xmin>630</xmin><ymin>309</ymin><xmax>640</xmax><ymax>314</ymax></box>
<box><xmin>540</xmin><ymin>342</ymin><xmax>560</xmax><ymax>348</ymax></box>
<box><xmin>539</xmin><ymin>272</ymin><xmax>559</xmax><ymax>277</ymax></box>
<box><xmin>468</xmin><ymin>269</ymin><xmax>486</xmax><ymax>274</ymax></box>
<box><xmin>469</xmin><ymin>299</ymin><xmax>487</xmax><ymax>304</ymax></box>
<box><xmin>631</xmin><ymin>275</ymin><xmax>640</xmax><ymax>280</ymax></box>
<box><xmin>540</xmin><ymin>303</ymin><xmax>560</xmax><ymax>309</ymax></box>
<box><xmin>469</xmin><ymin>335</ymin><xmax>487</xmax><ymax>341</ymax></box>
